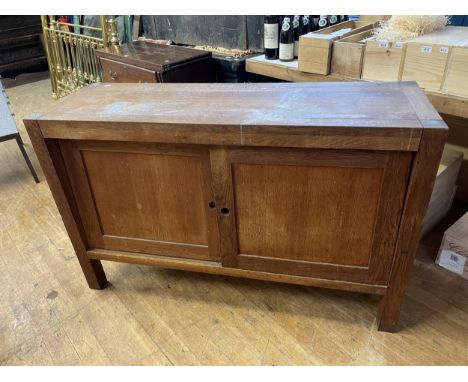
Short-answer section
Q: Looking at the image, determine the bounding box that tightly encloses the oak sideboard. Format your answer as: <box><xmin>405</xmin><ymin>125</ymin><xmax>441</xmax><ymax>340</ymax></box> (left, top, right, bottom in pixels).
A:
<box><xmin>24</xmin><ymin>82</ymin><xmax>447</xmax><ymax>332</ymax></box>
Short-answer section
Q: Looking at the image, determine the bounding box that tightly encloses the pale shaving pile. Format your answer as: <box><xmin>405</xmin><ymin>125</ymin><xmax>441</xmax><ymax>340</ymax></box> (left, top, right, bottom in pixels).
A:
<box><xmin>372</xmin><ymin>15</ymin><xmax>450</xmax><ymax>42</ymax></box>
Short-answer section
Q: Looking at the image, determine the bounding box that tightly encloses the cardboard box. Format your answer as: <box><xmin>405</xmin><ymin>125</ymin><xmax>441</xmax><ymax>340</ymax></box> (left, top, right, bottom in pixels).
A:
<box><xmin>402</xmin><ymin>26</ymin><xmax>468</xmax><ymax>92</ymax></box>
<box><xmin>361</xmin><ymin>40</ymin><xmax>407</xmax><ymax>81</ymax></box>
<box><xmin>436</xmin><ymin>212</ymin><xmax>468</xmax><ymax>279</ymax></box>
<box><xmin>298</xmin><ymin>20</ymin><xmax>374</xmax><ymax>75</ymax></box>
<box><xmin>331</xmin><ymin>29</ymin><xmax>374</xmax><ymax>79</ymax></box>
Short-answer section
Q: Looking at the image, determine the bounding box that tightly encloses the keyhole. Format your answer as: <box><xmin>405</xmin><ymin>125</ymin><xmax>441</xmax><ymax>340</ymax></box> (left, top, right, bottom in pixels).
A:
<box><xmin>208</xmin><ymin>201</ymin><xmax>216</xmax><ymax>209</ymax></box>
<box><xmin>221</xmin><ymin>207</ymin><xmax>230</xmax><ymax>216</ymax></box>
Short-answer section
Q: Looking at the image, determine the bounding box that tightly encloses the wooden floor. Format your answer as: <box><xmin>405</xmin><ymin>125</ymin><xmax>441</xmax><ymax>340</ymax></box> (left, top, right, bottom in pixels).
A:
<box><xmin>1</xmin><ymin>73</ymin><xmax>468</xmax><ymax>365</ymax></box>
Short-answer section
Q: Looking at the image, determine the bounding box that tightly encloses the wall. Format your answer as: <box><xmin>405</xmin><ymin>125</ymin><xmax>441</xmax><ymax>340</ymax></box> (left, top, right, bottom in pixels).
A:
<box><xmin>141</xmin><ymin>16</ymin><xmax>263</xmax><ymax>50</ymax></box>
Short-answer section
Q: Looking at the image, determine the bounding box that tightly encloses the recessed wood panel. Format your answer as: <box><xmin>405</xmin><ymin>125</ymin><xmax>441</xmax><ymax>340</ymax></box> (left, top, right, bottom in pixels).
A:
<box><xmin>82</xmin><ymin>150</ymin><xmax>208</xmax><ymax>244</ymax></box>
<box><xmin>215</xmin><ymin>148</ymin><xmax>412</xmax><ymax>285</ymax></box>
<box><xmin>232</xmin><ymin>163</ymin><xmax>383</xmax><ymax>266</ymax></box>
<box><xmin>59</xmin><ymin>141</ymin><xmax>220</xmax><ymax>261</ymax></box>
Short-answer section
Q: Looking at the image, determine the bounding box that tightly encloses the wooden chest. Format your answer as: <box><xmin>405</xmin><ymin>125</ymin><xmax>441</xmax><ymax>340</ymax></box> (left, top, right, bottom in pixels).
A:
<box><xmin>95</xmin><ymin>41</ymin><xmax>215</xmax><ymax>83</ymax></box>
<box><xmin>24</xmin><ymin>82</ymin><xmax>447</xmax><ymax>332</ymax></box>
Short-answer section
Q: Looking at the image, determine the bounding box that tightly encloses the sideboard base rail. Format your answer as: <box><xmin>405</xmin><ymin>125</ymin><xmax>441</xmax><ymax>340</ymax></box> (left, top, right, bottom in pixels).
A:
<box><xmin>88</xmin><ymin>248</ymin><xmax>388</xmax><ymax>296</ymax></box>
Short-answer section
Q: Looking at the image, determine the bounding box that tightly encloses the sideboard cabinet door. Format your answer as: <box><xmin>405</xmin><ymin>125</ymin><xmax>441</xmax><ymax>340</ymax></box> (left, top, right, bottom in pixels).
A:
<box><xmin>59</xmin><ymin>140</ymin><xmax>220</xmax><ymax>261</ymax></box>
<box><xmin>212</xmin><ymin>147</ymin><xmax>412</xmax><ymax>285</ymax></box>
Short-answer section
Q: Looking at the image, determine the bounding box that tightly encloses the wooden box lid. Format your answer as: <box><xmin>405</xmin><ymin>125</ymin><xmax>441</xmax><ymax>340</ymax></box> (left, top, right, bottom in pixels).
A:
<box><xmin>408</xmin><ymin>26</ymin><xmax>468</xmax><ymax>47</ymax></box>
<box><xmin>95</xmin><ymin>41</ymin><xmax>212</xmax><ymax>71</ymax></box>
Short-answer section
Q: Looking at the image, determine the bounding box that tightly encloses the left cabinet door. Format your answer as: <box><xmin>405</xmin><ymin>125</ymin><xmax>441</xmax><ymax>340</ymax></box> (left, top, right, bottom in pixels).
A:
<box><xmin>59</xmin><ymin>140</ymin><xmax>220</xmax><ymax>262</ymax></box>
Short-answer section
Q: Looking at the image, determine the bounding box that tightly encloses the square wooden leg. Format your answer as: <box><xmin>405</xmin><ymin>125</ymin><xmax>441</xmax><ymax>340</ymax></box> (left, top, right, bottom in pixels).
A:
<box><xmin>377</xmin><ymin>293</ymin><xmax>402</xmax><ymax>332</ymax></box>
<box><xmin>82</xmin><ymin>259</ymin><xmax>108</xmax><ymax>290</ymax></box>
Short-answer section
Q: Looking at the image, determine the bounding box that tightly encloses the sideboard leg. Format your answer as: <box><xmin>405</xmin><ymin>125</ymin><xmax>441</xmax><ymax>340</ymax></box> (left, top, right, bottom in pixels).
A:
<box><xmin>377</xmin><ymin>293</ymin><xmax>402</xmax><ymax>332</ymax></box>
<box><xmin>374</xmin><ymin>124</ymin><xmax>447</xmax><ymax>332</ymax></box>
<box><xmin>82</xmin><ymin>259</ymin><xmax>108</xmax><ymax>290</ymax></box>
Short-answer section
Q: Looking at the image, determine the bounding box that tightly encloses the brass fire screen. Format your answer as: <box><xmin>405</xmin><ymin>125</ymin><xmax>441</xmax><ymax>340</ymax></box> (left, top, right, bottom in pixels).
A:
<box><xmin>41</xmin><ymin>16</ymin><xmax>120</xmax><ymax>99</ymax></box>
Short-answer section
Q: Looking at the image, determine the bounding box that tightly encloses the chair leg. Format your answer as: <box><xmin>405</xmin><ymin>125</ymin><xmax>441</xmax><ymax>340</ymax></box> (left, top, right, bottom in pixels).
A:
<box><xmin>15</xmin><ymin>135</ymin><xmax>40</xmax><ymax>183</ymax></box>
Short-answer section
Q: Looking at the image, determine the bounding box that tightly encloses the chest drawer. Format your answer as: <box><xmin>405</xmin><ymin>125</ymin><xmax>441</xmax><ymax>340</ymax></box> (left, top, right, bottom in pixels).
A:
<box><xmin>100</xmin><ymin>57</ymin><xmax>157</xmax><ymax>83</ymax></box>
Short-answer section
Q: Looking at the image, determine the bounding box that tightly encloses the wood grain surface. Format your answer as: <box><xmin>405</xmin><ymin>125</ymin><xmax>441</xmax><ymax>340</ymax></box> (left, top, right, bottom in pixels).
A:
<box><xmin>58</xmin><ymin>140</ymin><xmax>219</xmax><ymax>262</ymax></box>
<box><xmin>27</xmin><ymin>81</ymin><xmax>437</xmax><ymax>152</ymax></box>
<box><xmin>30</xmin><ymin>82</ymin><xmax>426</xmax><ymax>127</ymax></box>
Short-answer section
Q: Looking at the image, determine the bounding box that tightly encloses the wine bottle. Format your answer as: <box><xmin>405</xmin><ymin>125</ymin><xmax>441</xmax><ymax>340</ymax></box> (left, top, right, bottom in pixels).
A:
<box><xmin>302</xmin><ymin>15</ymin><xmax>311</xmax><ymax>34</ymax></box>
<box><xmin>310</xmin><ymin>15</ymin><xmax>319</xmax><ymax>31</ymax></box>
<box><xmin>318</xmin><ymin>15</ymin><xmax>328</xmax><ymax>29</ymax></box>
<box><xmin>279</xmin><ymin>17</ymin><xmax>294</xmax><ymax>62</ymax></box>
<box><xmin>328</xmin><ymin>15</ymin><xmax>339</xmax><ymax>26</ymax></box>
<box><xmin>264</xmin><ymin>15</ymin><xmax>279</xmax><ymax>60</ymax></box>
<box><xmin>293</xmin><ymin>15</ymin><xmax>303</xmax><ymax>58</ymax></box>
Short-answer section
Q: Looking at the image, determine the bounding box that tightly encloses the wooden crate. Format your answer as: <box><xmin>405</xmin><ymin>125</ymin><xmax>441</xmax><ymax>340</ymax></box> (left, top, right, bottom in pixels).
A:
<box><xmin>361</xmin><ymin>40</ymin><xmax>407</xmax><ymax>81</ymax></box>
<box><xmin>402</xmin><ymin>26</ymin><xmax>468</xmax><ymax>91</ymax></box>
<box><xmin>298</xmin><ymin>20</ymin><xmax>374</xmax><ymax>75</ymax></box>
<box><xmin>359</xmin><ymin>15</ymin><xmax>390</xmax><ymax>23</ymax></box>
<box><xmin>331</xmin><ymin>29</ymin><xmax>374</xmax><ymax>79</ymax></box>
<box><xmin>442</xmin><ymin>41</ymin><xmax>468</xmax><ymax>97</ymax></box>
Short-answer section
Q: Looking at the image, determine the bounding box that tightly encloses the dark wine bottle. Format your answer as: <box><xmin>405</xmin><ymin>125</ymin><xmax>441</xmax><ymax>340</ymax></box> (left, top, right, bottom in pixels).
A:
<box><xmin>328</xmin><ymin>15</ymin><xmax>339</xmax><ymax>26</ymax></box>
<box><xmin>264</xmin><ymin>15</ymin><xmax>279</xmax><ymax>60</ymax></box>
<box><xmin>310</xmin><ymin>15</ymin><xmax>319</xmax><ymax>31</ymax></box>
<box><xmin>279</xmin><ymin>17</ymin><xmax>294</xmax><ymax>62</ymax></box>
<box><xmin>318</xmin><ymin>15</ymin><xmax>328</xmax><ymax>29</ymax></box>
<box><xmin>278</xmin><ymin>16</ymin><xmax>284</xmax><ymax>44</ymax></box>
<box><xmin>293</xmin><ymin>15</ymin><xmax>303</xmax><ymax>58</ymax></box>
<box><xmin>302</xmin><ymin>15</ymin><xmax>311</xmax><ymax>34</ymax></box>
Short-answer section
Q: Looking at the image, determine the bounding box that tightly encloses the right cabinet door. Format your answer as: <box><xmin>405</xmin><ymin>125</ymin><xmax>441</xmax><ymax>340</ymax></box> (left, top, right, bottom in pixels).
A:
<box><xmin>211</xmin><ymin>147</ymin><xmax>413</xmax><ymax>285</ymax></box>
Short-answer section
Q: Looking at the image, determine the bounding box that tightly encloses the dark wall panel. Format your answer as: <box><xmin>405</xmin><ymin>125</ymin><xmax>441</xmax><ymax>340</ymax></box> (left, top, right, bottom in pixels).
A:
<box><xmin>450</xmin><ymin>15</ymin><xmax>466</xmax><ymax>26</ymax></box>
<box><xmin>141</xmin><ymin>15</ymin><xmax>264</xmax><ymax>50</ymax></box>
<box><xmin>246</xmin><ymin>16</ymin><xmax>263</xmax><ymax>50</ymax></box>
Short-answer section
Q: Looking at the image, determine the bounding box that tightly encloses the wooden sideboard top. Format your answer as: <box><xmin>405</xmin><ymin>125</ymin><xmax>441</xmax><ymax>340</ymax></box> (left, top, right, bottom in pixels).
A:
<box><xmin>26</xmin><ymin>82</ymin><xmax>447</xmax><ymax>152</ymax></box>
<box><xmin>30</xmin><ymin>81</ymin><xmax>443</xmax><ymax>127</ymax></box>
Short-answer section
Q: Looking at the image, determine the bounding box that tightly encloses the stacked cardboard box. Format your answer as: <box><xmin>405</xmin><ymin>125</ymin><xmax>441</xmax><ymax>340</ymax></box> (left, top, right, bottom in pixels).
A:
<box><xmin>436</xmin><ymin>212</ymin><xmax>468</xmax><ymax>279</ymax></box>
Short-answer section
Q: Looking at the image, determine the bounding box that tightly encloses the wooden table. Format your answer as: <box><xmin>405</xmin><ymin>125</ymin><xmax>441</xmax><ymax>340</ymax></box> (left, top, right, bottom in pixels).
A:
<box><xmin>246</xmin><ymin>55</ymin><xmax>468</xmax><ymax>120</ymax></box>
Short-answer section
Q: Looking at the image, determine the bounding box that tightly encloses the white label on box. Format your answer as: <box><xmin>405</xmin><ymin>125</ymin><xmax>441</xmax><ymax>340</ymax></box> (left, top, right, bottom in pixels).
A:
<box><xmin>421</xmin><ymin>45</ymin><xmax>432</xmax><ymax>53</ymax></box>
<box><xmin>394</xmin><ymin>42</ymin><xmax>403</xmax><ymax>49</ymax></box>
<box><xmin>378</xmin><ymin>41</ymin><xmax>389</xmax><ymax>49</ymax></box>
<box><xmin>439</xmin><ymin>250</ymin><xmax>466</xmax><ymax>275</ymax></box>
<box><xmin>440</xmin><ymin>46</ymin><xmax>449</xmax><ymax>54</ymax></box>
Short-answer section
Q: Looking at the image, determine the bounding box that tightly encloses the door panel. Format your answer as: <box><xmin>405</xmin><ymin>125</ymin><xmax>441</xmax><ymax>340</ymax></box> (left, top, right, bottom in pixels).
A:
<box><xmin>60</xmin><ymin>140</ymin><xmax>220</xmax><ymax>261</ymax></box>
<box><xmin>233</xmin><ymin>163</ymin><xmax>383</xmax><ymax>266</ymax></box>
<box><xmin>213</xmin><ymin>147</ymin><xmax>412</xmax><ymax>285</ymax></box>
